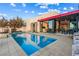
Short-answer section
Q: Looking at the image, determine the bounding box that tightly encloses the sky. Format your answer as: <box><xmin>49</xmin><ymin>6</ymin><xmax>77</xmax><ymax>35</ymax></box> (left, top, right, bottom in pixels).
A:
<box><xmin>0</xmin><ymin>3</ymin><xmax>79</xmax><ymax>20</ymax></box>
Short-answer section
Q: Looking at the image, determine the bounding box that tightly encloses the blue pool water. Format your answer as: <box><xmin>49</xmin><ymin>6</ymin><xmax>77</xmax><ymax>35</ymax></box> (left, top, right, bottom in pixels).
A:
<box><xmin>12</xmin><ymin>32</ymin><xmax>57</xmax><ymax>56</ymax></box>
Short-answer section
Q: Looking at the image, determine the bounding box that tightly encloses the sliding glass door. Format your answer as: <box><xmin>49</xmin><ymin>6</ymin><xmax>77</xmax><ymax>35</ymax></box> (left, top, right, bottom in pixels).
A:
<box><xmin>48</xmin><ymin>20</ymin><xmax>55</xmax><ymax>33</ymax></box>
<box><xmin>69</xmin><ymin>21</ymin><xmax>78</xmax><ymax>33</ymax></box>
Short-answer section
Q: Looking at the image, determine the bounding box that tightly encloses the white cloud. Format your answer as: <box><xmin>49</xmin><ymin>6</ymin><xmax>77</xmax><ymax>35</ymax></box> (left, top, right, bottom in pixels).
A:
<box><xmin>0</xmin><ymin>13</ymin><xmax>7</xmax><ymax>17</ymax></box>
<box><xmin>36</xmin><ymin>3</ymin><xmax>59</xmax><ymax>9</ymax></box>
<box><xmin>48</xmin><ymin>9</ymin><xmax>60</xmax><ymax>13</ymax></box>
<box><xmin>10</xmin><ymin>3</ymin><xmax>16</xmax><ymax>7</ymax></box>
<box><xmin>22</xmin><ymin>3</ymin><xmax>26</xmax><ymax>7</ymax></box>
<box><xmin>35</xmin><ymin>3</ymin><xmax>48</xmax><ymax>9</ymax></box>
<box><xmin>40</xmin><ymin>5</ymin><xmax>48</xmax><ymax>9</ymax></box>
<box><xmin>35</xmin><ymin>3</ymin><xmax>60</xmax><ymax>7</ymax></box>
<box><xmin>63</xmin><ymin>7</ymin><xmax>67</xmax><ymax>10</ymax></box>
<box><xmin>38</xmin><ymin>12</ymin><xmax>48</xmax><ymax>15</ymax></box>
<box><xmin>70</xmin><ymin>7</ymin><xmax>74</xmax><ymax>10</ymax></box>
<box><xmin>48</xmin><ymin>9</ymin><xmax>54</xmax><ymax>12</ymax></box>
<box><xmin>51</xmin><ymin>3</ymin><xmax>60</xmax><ymax>6</ymax></box>
<box><xmin>31</xmin><ymin>11</ymin><xmax>35</xmax><ymax>13</ymax></box>
<box><xmin>54</xmin><ymin>9</ymin><xmax>61</xmax><ymax>13</ymax></box>
<box><xmin>38</xmin><ymin>12</ymin><xmax>44</xmax><ymax>15</ymax></box>
<box><xmin>25</xmin><ymin>10</ymin><xmax>28</xmax><ymax>13</ymax></box>
<box><xmin>48</xmin><ymin>9</ymin><xmax>56</xmax><ymax>12</ymax></box>
<box><xmin>35</xmin><ymin>3</ymin><xmax>48</xmax><ymax>6</ymax></box>
<box><xmin>38</xmin><ymin>13</ymin><xmax>43</xmax><ymax>15</ymax></box>
<box><xmin>0</xmin><ymin>13</ymin><xmax>8</xmax><ymax>19</ymax></box>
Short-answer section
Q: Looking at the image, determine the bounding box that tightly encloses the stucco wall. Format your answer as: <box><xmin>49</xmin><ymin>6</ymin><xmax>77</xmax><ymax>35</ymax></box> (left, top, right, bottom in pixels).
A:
<box><xmin>24</xmin><ymin>11</ymin><xmax>59</xmax><ymax>32</ymax></box>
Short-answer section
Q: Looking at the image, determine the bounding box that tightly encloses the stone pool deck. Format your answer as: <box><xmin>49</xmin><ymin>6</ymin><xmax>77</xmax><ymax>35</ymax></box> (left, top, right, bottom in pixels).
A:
<box><xmin>0</xmin><ymin>33</ymin><xmax>72</xmax><ymax>56</ymax></box>
<box><xmin>32</xmin><ymin>33</ymin><xmax>72</xmax><ymax>56</ymax></box>
<box><xmin>0</xmin><ymin>35</ymin><xmax>26</xmax><ymax>56</ymax></box>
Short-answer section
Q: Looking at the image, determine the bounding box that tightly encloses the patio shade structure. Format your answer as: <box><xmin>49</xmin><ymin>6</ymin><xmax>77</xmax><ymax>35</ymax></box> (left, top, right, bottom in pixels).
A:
<box><xmin>38</xmin><ymin>10</ymin><xmax>79</xmax><ymax>22</ymax></box>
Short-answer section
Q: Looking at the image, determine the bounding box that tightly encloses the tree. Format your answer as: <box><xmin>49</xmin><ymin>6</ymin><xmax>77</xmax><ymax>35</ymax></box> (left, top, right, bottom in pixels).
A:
<box><xmin>0</xmin><ymin>16</ymin><xmax>8</xmax><ymax>27</ymax></box>
<box><xmin>0</xmin><ymin>16</ymin><xmax>24</xmax><ymax>29</ymax></box>
<box><xmin>9</xmin><ymin>16</ymin><xmax>24</xmax><ymax>28</ymax></box>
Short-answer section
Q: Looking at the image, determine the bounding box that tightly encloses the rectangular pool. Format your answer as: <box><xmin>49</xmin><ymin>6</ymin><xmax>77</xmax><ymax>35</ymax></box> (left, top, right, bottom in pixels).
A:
<box><xmin>12</xmin><ymin>32</ymin><xmax>57</xmax><ymax>56</ymax></box>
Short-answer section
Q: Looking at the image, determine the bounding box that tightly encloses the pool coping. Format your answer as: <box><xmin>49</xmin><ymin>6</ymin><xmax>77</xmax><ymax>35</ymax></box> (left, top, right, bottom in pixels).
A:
<box><xmin>10</xmin><ymin>35</ymin><xmax>27</xmax><ymax>56</ymax></box>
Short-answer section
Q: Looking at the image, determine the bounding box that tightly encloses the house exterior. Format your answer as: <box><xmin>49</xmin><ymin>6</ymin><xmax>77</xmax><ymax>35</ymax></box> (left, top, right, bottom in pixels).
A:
<box><xmin>16</xmin><ymin>26</ymin><xmax>26</xmax><ymax>32</ymax></box>
<box><xmin>24</xmin><ymin>19</ymin><xmax>35</xmax><ymax>32</ymax></box>
<box><xmin>19</xmin><ymin>11</ymin><xmax>59</xmax><ymax>33</ymax></box>
<box><xmin>16</xmin><ymin>10</ymin><xmax>79</xmax><ymax>34</ymax></box>
<box><xmin>30</xmin><ymin>11</ymin><xmax>59</xmax><ymax>33</ymax></box>
<box><xmin>38</xmin><ymin>10</ymin><xmax>79</xmax><ymax>34</ymax></box>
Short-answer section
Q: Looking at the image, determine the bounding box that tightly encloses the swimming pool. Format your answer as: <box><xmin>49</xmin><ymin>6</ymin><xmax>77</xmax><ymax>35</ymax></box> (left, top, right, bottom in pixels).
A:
<box><xmin>12</xmin><ymin>32</ymin><xmax>57</xmax><ymax>56</ymax></box>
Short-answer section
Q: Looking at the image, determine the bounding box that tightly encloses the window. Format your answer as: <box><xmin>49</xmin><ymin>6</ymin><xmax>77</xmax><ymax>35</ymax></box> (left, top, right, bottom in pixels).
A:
<box><xmin>70</xmin><ymin>21</ymin><xmax>77</xmax><ymax>30</ymax></box>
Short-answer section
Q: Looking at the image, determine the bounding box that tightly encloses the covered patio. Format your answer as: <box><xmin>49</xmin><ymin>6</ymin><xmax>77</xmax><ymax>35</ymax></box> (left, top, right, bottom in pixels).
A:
<box><xmin>38</xmin><ymin>10</ymin><xmax>79</xmax><ymax>34</ymax></box>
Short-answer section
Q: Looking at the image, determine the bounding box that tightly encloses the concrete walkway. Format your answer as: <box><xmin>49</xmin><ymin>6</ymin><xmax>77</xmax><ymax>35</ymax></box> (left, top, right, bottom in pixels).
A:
<box><xmin>0</xmin><ymin>36</ymin><xmax>26</xmax><ymax>56</ymax></box>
